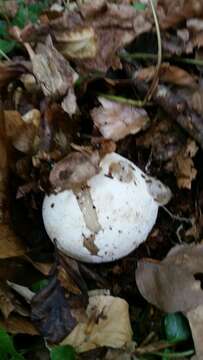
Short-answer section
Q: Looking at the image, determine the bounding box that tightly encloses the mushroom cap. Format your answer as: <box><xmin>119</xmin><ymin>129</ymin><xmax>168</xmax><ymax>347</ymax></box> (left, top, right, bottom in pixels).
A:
<box><xmin>42</xmin><ymin>152</ymin><xmax>171</xmax><ymax>263</ymax></box>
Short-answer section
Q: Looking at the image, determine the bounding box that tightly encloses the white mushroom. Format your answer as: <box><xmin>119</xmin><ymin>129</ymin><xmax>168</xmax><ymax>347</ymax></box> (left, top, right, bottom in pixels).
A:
<box><xmin>42</xmin><ymin>152</ymin><xmax>171</xmax><ymax>263</ymax></box>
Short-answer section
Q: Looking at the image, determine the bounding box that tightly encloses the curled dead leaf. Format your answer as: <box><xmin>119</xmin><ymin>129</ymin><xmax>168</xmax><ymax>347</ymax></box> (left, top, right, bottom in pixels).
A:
<box><xmin>91</xmin><ymin>97</ymin><xmax>149</xmax><ymax>141</ymax></box>
<box><xmin>61</xmin><ymin>294</ymin><xmax>132</xmax><ymax>353</ymax></box>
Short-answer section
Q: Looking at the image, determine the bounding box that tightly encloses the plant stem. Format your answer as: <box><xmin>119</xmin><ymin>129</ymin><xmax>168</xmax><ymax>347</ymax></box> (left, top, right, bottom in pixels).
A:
<box><xmin>150</xmin><ymin>349</ymin><xmax>194</xmax><ymax>358</ymax></box>
<box><xmin>121</xmin><ymin>51</ymin><xmax>203</xmax><ymax>67</ymax></box>
<box><xmin>97</xmin><ymin>93</ymin><xmax>151</xmax><ymax>107</ymax></box>
<box><xmin>0</xmin><ymin>49</ymin><xmax>11</xmax><ymax>61</ymax></box>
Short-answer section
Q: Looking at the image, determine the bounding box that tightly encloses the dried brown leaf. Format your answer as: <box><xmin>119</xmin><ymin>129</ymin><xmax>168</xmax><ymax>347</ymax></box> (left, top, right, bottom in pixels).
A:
<box><xmin>49</xmin><ymin>150</ymin><xmax>100</xmax><ymax>191</ymax></box>
<box><xmin>0</xmin><ymin>64</ymin><xmax>25</xmax><ymax>89</ymax></box>
<box><xmin>4</xmin><ymin>110</ymin><xmax>40</xmax><ymax>154</ymax></box>
<box><xmin>135</xmin><ymin>64</ymin><xmax>197</xmax><ymax>87</ymax></box>
<box><xmin>158</xmin><ymin>0</ymin><xmax>203</xmax><ymax>30</ymax></box>
<box><xmin>136</xmin><ymin>243</ymin><xmax>203</xmax><ymax>313</ymax></box>
<box><xmin>0</xmin><ymin>283</ymin><xmax>15</xmax><ymax>319</ymax></box>
<box><xmin>0</xmin><ymin>314</ymin><xmax>38</xmax><ymax>335</ymax></box>
<box><xmin>53</xmin><ymin>2</ymin><xmax>151</xmax><ymax>72</ymax></box>
<box><xmin>26</xmin><ymin>35</ymin><xmax>78</xmax><ymax>98</ymax></box>
<box><xmin>91</xmin><ymin>97</ymin><xmax>149</xmax><ymax>141</ymax></box>
<box><xmin>0</xmin><ymin>225</ymin><xmax>26</xmax><ymax>259</ymax></box>
<box><xmin>61</xmin><ymin>294</ymin><xmax>132</xmax><ymax>353</ymax></box>
<box><xmin>175</xmin><ymin>139</ymin><xmax>198</xmax><ymax>189</ymax></box>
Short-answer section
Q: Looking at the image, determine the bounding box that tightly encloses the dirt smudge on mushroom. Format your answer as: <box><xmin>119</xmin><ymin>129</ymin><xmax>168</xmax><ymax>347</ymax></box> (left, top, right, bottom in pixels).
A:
<box><xmin>109</xmin><ymin>161</ymin><xmax>134</xmax><ymax>183</ymax></box>
<box><xmin>82</xmin><ymin>233</ymin><xmax>99</xmax><ymax>256</ymax></box>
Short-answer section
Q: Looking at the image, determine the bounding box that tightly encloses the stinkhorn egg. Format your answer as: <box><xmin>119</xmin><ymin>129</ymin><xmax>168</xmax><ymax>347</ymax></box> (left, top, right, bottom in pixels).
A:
<box><xmin>42</xmin><ymin>152</ymin><xmax>171</xmax><ymax>263</ymax></box>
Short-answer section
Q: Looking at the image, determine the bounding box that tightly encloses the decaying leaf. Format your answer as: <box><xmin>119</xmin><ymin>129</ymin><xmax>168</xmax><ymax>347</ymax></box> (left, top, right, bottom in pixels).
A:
<box><xmin>61</xmin><ymin>294</ymin><xmax>132</xmax><ymax>353</ymax></box>
<box><xmin>175</xmin><ymin>139</ymin><xmax>198</xmax><ymax>189</ymax></box>
<box><xmin>91</xmin><ymin>97</ymin><xmax>149</xmax><ymax>141</ymax></box>
<box><xmin>49</xmin><ymin>150</ymin><xmax>100</xmax><ymax>191</ymax></box>
<box><xmin>26</xmin><ymin>35</ymin><xmax>78</xmax><ymax>98</ymax></box>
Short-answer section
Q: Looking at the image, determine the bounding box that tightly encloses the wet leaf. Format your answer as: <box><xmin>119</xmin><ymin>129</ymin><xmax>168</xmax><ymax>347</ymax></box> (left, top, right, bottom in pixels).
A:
<box><xmin>91</xmin><ymin>97</ymin><xmax>149</xmax><ymax>141</ymax></box>
<box><xmin>31</xmin><ymin>277</ymin><xmax>78</xmax><ymax>343</ymax></box>
<box><xmin>31</xmin><ymin>256</ymin><xmax>87</xmax><ymax>344</ymax></box>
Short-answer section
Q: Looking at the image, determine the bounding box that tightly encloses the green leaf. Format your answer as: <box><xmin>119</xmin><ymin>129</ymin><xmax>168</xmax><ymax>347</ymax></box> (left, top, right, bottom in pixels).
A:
<box><xmin>0</xmin><ymin>39</ymin><xmax>16</xmax><ymax>56</ymax></box>
<box><xmin>50</xmin><ymin>345</ymin><xmax>75</xmax><ymax>360</ymax></box>
<box><xmin>31</xmin><ymin>279</ymin><xmax>49</xmax><ymax>292</ymax></box>
<box><xmin>13</xmin><ymin>1</ymin><xmax>50</xmax><ymax>28</ymax></box>
<box><xmin>0</xmin><ymin>327</ymin><xmax>25</xmax><ymax>360</ymax></box>
<box><xmin>164</xmin><ymin>313</ymin><xmax>191</xmax><ymax>343</ymax></box>
<box><xmin>132</xmin><ymin>2</ymin><xmax>147</xmax><ymax>11</ymax></box>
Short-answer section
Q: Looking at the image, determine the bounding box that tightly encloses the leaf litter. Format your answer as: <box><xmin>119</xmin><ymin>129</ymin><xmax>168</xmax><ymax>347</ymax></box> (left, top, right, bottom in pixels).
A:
<box><xmin>0</xmin><ymin>0</ymin><xmax>203</xmax><ymax>359</ymax></box>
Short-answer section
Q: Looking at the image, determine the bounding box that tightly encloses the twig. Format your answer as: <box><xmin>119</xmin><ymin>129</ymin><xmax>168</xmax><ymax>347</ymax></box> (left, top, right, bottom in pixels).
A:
<box><xmin>144</xmin><ymin>0</ymin><xmax>162</xmax><ymax>101</ymax></box>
